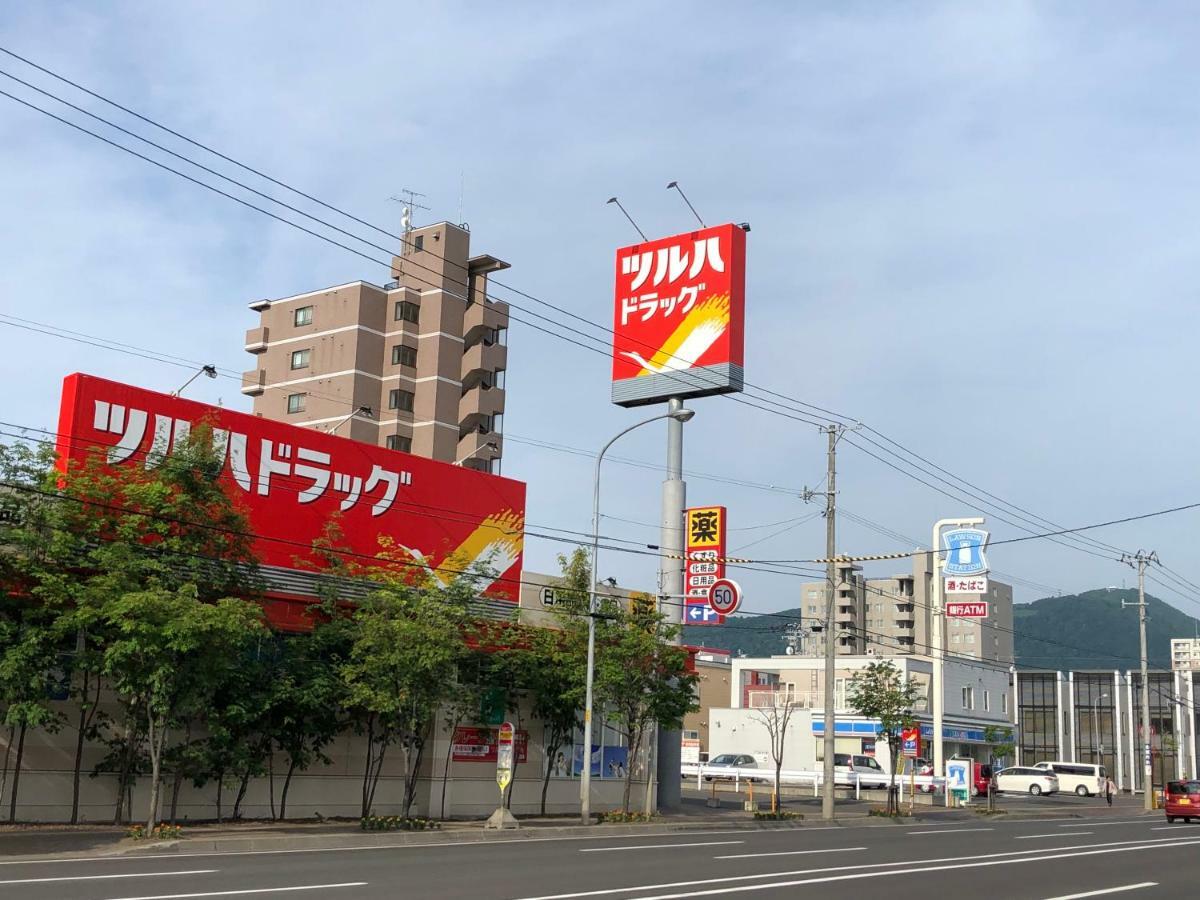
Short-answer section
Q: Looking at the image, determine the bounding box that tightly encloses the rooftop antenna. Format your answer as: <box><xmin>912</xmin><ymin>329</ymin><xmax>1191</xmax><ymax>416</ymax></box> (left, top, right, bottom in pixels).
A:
<box><xmin>666</xmin><ymin>180</ymin><xmax>706</xmax><ymax>228</ymax></box>
<box><xmin>388</xmin><ymin>189</ymin><xmax>430</xmax><ymax>234</ymax></box>
<box><xmin>457</xmin><ymin>171</ymin><xmax>465</xmax><ymax>226</ymax></box>
<box><xmin>606</xmin><ymin>197</ymin><xmax>648</xmax><ymax>241</ymax></box>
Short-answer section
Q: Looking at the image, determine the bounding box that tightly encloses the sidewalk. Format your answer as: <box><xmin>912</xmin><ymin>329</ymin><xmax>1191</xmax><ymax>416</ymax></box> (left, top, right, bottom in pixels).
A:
<box><xmin>0</xmin><ymin>796</ymin><xmax>1158</xmax><ymax>861</ymax></box>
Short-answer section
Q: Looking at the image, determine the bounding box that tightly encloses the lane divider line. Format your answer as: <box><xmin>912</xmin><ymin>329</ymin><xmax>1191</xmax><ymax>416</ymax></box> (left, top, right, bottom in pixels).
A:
<box><xmin>1040</xmin><ymin>883</ymin><xmax>1157</xmax><ymax>900</ymax></box>
<box><xmin>104</xmin><ymin>884</ymin><xmax>367</xmax><ymax>900</ymax></box>
<box><xmin>715</xmin><ymin>847</ymin><xmax>865</xmax><ymax>860</ymax></box>
<box><xmin>0</xmin><ymin>869</ymin><xmax>215</xmax><ymax>885</ymax></box>
<box><xmin>581</xmin><ymin>841</ymin><xmax>744</xmax><ymax>853</ymax></box>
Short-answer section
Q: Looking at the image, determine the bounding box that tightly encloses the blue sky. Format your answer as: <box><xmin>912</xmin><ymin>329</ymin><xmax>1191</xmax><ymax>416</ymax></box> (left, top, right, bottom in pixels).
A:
<box><xmin>3</xmin><ymin>2</ymin><xmax>1200</xmax><ymax>625</ymax></box>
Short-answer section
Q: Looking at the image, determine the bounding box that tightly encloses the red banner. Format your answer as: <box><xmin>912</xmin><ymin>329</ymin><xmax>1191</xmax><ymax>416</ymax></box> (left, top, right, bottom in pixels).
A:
<box><xmin>452</xmin><ymin>726</ymin><xmax>529</xmax><ymax>763</ymax></box>
<box><xmin>55</xmin><ymin>374</ymin><xmax>526</xmax><ymax>611</ymax></box>
<box><xmin>611</xmin><ymin>223</ymin><xmax>746</xmax><ymax>407</ymax></box>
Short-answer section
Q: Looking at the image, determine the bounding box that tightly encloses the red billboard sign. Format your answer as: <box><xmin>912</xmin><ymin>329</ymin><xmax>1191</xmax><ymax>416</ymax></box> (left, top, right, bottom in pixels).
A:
<box><xmin>611</xmin><ymin>223</ymin><xmax>746</xmax><ymax>407</ymax></box>
<box><xmin>452</xmin><ymin>726</ymin><xmax>528</xmax><ymax>763</ymax></box>
<box><xmin>55</xmin><ymin>374</ymin><xmax>526</xmax><ymax>615</ymax></box>
<box><xmin>945</xmin><ymin>601</ymin><xmax>988</xmax><ymax>619</ymax></box>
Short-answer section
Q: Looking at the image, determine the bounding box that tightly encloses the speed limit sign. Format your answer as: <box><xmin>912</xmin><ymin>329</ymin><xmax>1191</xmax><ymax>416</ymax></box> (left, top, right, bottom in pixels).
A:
<box><xmin>707</xmin><ymin>578</ymin><xmax>742</xmax><ymax>616</ymax></box>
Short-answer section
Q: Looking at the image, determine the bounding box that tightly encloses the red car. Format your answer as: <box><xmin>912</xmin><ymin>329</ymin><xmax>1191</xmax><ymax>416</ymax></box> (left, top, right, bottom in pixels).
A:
<box><xmin>1164</xmin><ymin>780</ymin><xmax>1200</xmax><ymax>823</ymax></box>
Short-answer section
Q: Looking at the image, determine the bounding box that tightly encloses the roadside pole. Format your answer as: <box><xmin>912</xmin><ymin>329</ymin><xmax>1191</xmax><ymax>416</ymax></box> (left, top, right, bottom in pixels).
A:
<box><xmin>656</xmin><ymin>398</ymin><xmax>687</xmax><ymax>811</ymax></box>
<box><xmin>821</xmin><ymin>425</ymin><xmax>838</xmax><ymax>821</ymax></box>
<box><xmin>1121</xmin><ymin>550</ymin><xmax>1158</xmax><ymax>811</ymax></box>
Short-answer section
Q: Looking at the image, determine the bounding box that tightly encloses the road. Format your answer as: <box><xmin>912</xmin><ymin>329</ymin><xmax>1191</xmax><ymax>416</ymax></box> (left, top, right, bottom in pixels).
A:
<box><xmin>2</xmin><ymin>805</ymin><xmax>1197</xmax><ymax>899</ymax></box>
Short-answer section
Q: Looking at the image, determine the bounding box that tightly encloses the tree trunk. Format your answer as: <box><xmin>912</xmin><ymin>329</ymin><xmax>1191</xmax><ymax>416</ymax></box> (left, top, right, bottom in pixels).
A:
<box><xmin>145</xmin><ymin>717</ymin><xmax>166</xmax><ymax>832</ymax></box>
<box><xmin>540</xmin><ymin>739</ymin><xmax>560</xmax><ymax>818</ymax></box>
<box><xmin>268</xmin><ymin>744</ymin><xmax>276</xmax><ymax>821</ymax></box>
<box><xmin>402</xmin><ymin>737</ymin><xmax>426</xmax><ymax>818</ymax></box>
<box><xmin>280</xmin><ymin>758</ymin><xmax>297</xmax><ymax>821</ymax></box>
<box><xmin>169</xmin><ymin>723</ymin><xmax>192</xmax><ymax>825</ymax></box>
<box><xmin>622</xmin><ymin>729</ymin><xmax>640</xmax><ymax>815</ymax></box>
<box><xmin>113</xmin><ymin>713</ymin><xmax>135</xmax><ymax>825</ymax></box>
<box><xmin>440</xmin><ymin>728</ymin><xmax>455</xmax><ymax>820</ymax></box>
<box><xmin>775</xmin><ymin>760</ymin><xmax>783</xmax><ymax>813</ymax></box>
<box><xmin>233</xmin><ymin>768</ymin><xmax>251</xmax><ymax>820</ymax></box>
<box><xmin>0</xmin><ymin>724</ymin><xmax>14</xmax><ymax>816</ymax></box>
<box><xmin>360</xmin><ymin>715</ymin><xmax>376</xmax><ymax>818</ymax></box>
<box><xmin>70</xmin><ymin>671</ymin><xmax>91</xmax><ymax>824</ymax></box>
<box><xmin>7</xmin><ymin>723</ymin><xmax>27</xmax><ymax>823</ymax></box>
<box><xmin>214</xmin><ymin>768</ymin><xmax>225</xmax><ymax>823</ymax></box>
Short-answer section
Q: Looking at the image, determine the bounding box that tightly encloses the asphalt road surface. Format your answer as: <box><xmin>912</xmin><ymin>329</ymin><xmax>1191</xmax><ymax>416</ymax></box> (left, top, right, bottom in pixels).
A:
<box><xmin>3</xmin><ymin>807</ymin><xmax>1198</xmax><ymax>899</ymax></box>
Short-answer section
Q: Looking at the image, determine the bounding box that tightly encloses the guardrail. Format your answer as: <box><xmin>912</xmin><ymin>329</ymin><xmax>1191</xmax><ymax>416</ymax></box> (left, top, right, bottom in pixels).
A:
<box><xmin>682</xmin><ymin>763</ymin><xmax>946</xmax><ymax>801</ymax></box>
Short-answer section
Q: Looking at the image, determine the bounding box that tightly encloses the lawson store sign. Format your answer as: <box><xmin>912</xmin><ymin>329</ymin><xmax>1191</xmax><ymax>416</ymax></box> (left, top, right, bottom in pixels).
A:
<box><xmin>812</xmin><ymin>721</ymin><xmax>996</xmax><ymax>744</ymax></box>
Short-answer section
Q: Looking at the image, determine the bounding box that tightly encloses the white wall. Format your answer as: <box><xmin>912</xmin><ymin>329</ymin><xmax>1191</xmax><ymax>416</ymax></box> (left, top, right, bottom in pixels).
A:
<box><xmin>707</xmin><ymin>708</ymin><xmax>815</xmax><ymax>771</ymax></box>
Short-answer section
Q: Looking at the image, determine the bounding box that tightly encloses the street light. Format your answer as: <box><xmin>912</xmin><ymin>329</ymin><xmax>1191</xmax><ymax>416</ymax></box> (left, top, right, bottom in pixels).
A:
<box><xmin>580</xmin><ymin>406</ymin><xmax>695</xmax><ymax>824</ymax></box>
<box><xmin>455</xmin><ymin>440</ymin><xmax>500</xmax><ymax>466</ymax></box>
<box><xmin>171</xmin><ymin>364</ymin><xmax>218</xmax><ymax>397</ymax></box>
<box><xmin>1093</xmin><ymin>692</ymin><xmax>1110</xmax><ymax>763</ymax></box>
<box><xmin>328</xmin><ymin>406</ymin><xmax>374</xmax><ymax>435</ymax></box>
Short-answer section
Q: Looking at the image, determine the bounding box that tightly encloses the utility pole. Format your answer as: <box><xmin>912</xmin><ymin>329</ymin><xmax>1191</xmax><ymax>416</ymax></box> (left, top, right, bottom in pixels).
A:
<box><xmin>1122</xmin><ymin>550</ymin><xmax>1158</xmax><ymax>811</ymax></box>
<box><xmin>821</xmin><ymin>425</ymin><xmax>839</xmax><ymax>821</ymax></box>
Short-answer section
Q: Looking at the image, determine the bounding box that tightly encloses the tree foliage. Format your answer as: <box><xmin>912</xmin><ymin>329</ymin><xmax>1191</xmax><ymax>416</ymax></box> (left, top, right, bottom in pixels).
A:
<box><xmin>847</xmin><ymin>660</ymin><xmax>921</xmax><ymax>814</ymax></box>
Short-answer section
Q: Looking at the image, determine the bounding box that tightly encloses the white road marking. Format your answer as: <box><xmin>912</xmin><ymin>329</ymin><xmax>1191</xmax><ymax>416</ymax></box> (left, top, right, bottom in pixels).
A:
<box><xmin>1041</xmin><ymin>883</ymin><xmax>1157</xmax><ymax>900</ymax></box>
<box><xmin>0</xmin><ymin>869</ymin><xmax>214</xmax><ymax>885</ymax></box>
<box><xmin>906</xmin><ymin>828</ymin><xmax>993</xmax><ymax>835</ymax></box>
<box><xmin>1149</xmin><ymin>825</ymin><xmax>1197</xmax><ymax>831</ymax></box>
<box><xmin>509</xmin><ymin>835</ymin><xmax>1198</xmax><ymax>900</ymax></box>
<box><xmin>716</xmin><ymin>847</ymin><xmax>865</xmax><ymax>860</ymax></box>
<box><xmin>589</xmin><ymin>841</ymin><xmax>1200</xmax><ymax>899</ymax></box>
<box><xmin>1017</xmin><ymin>832</ymin><xmax>1094</xmax><ymax>839</ymax></box>
<box><xmin>105</xmin><ymin>885</ymin><xmax>366</xmax><ymax>900</ymax></box>
<box><xmin>580</xmin><ymin>841</ymin><xmax>743</xmax><ymax>853</ymax></box>
<box><xmin>0</xmin><ymin>829</ymin><xmax>764</xmax><ymax>866</ymax></box>
<box><xmin>1057</xmin><ymin>820</ymin><xmax>1155</xmax><ymax>827</ymax></box>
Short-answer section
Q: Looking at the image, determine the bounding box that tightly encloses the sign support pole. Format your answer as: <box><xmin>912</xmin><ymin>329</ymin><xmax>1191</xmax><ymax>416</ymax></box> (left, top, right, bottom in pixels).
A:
<box><xmin>656</xmin><ymin>397</ymin><xmax>687</xmax><ymax>811</ymax></box>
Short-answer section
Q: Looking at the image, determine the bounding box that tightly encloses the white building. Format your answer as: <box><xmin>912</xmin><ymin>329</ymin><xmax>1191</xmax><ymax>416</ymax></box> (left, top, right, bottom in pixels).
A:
<box><xmin>704</xmin><ymin>654</ymin><xmax>1013</xmax><ymax>774</ymax></box>
<box><xmin>1171</xmin><ymin>638</ymin><xmax>1200</xmax><ymax>672</ymax></box>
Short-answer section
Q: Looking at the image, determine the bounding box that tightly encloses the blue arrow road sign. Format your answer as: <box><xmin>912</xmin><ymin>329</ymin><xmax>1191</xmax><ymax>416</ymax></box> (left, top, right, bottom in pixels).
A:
<box><xmin>686</xmin><ymin>600</ymin><xmax>722</xmax><ymax>624</ymax></box>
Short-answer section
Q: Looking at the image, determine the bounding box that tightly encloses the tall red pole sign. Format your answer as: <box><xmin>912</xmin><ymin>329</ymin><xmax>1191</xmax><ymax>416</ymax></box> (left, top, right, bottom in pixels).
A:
<box><xmin>611</xmin><ymin>224</ymin><xmax>747</xmax><ymax>407</ymax></box>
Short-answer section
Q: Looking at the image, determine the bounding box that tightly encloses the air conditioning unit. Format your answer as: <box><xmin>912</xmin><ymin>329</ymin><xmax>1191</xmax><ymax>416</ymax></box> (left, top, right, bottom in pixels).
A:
<box><xmin>866</xmin><ymin>648</ymin><xmax>877</xmax><ymax>657</ymax></box>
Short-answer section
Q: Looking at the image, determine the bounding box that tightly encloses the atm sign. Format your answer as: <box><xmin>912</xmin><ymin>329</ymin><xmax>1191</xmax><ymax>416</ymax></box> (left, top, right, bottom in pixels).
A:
<box><xmin>946</xmin><ymin>601</ymin><xmax>988</xmax><ymax>618</ymax></box>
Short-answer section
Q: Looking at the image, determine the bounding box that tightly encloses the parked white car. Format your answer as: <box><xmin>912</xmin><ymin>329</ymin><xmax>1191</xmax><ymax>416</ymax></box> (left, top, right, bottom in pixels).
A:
<box><xmin>995</xmin><ymin>766</ymin><xmax>1060</xmax><ymax>796</ymax></box>
<box><xmin>834</xmin><ymin>753</ymin><xmax>889</xmax><ymax>789</ymax></box>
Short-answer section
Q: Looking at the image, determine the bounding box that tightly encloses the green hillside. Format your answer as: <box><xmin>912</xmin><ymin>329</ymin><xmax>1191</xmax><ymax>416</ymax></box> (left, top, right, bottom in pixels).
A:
<box><xmin>1013</xmin><ymin>588</ymin><xmax>1196</xmax><ymax>670</ymax></box>
<box><xmin>683</xmin><ymin>588</ymin><xmax>1200</xmax><ymax>670</ymax></box>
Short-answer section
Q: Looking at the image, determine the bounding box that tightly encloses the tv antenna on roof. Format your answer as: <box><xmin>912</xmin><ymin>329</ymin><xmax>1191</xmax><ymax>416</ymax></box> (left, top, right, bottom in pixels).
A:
<box><xmin>388</xmin><ymin>189</ymin><xmax>430</xmax><ymax>234</ymax></box>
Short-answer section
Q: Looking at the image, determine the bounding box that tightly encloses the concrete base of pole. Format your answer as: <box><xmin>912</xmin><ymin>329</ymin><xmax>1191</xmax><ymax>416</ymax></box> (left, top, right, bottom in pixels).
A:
<box><xmin>657</xmin><ymin>729</ymin><xmax>682</xmax><ymax>809</ymax></box>
<box><xmin>484</xmin><ymin>807</ymin><xmax>520</xmax><ymax>830</ymax></box>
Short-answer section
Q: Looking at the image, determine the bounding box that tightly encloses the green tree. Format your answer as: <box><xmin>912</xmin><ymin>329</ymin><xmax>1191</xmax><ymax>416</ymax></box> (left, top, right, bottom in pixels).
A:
<box><xmin>847</xmin><ymin>660</ymin><xmax>921</xmax><ymax>814</ymax></box>
<box><xmin>102</xmin><ymin>584</ymin><xmax>264</xmax><ymax>830</ymax></box>
<box><xmin>591</xmin><ymin>600</ymin><xmax>698</xmax><ymax>814</ymax></box>
<box><xmin>339</xmin><ymin>572</ymin><xmax>480</xmax><ymax>818</ymax></box>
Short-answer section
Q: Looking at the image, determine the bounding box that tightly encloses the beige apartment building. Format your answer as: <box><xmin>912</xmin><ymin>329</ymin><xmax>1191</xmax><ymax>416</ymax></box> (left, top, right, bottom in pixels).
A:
<box><xmin>242</xmin><ymin>222</ymin><xmax>510</xmax><ymax>471</ymax></box>
<box><xmin>800</xmin><ymin>553</ymin><xmax>1014</xmax><ymax>664</ymax></box>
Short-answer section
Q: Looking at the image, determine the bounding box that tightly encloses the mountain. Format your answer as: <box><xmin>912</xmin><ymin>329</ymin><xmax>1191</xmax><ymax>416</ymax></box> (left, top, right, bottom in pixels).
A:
<box><xmin>1013</xmin><ymin>588</ymin><xmax>1196</xmax><ymax>670</ymax></box>
<box><xmin>683</xmin><ymin>608</ymin><xmax>796</xmax><ymax>658</ymax></box>
<box><xmin>683</xmin><ymin>588</ymin><xmax>1199</xmax><ymax>670</ymax></box>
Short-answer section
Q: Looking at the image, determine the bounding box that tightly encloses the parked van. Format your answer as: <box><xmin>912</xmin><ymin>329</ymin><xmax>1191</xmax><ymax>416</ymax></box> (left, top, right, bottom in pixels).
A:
<box><xmin>833</xmin><ymin>753</ymin><xmax>889</xmax><ymax>788</ymax></box>
<box><xmin>1033</xmin><ymin>761</ymin><xmax>1106</xmax><ymax>797</ymax></box>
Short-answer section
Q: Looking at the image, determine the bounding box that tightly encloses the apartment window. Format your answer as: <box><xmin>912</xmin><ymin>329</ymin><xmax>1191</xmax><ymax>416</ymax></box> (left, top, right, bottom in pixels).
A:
<box><xmin>808</xmin><ymin>605</ymin><xmax>817</xmax><ymax>615</ymax></box>
<box><xmin>1002</xmin><ymin>693</ymin><xmax>1008</xmax><ymax>714</ymax></box>
<box><xmin>290</xmin><ymin>349</ymin><xmax>310</xmax><ymax>370</ymax></box>
<box><xmin>386</xmin><ymin>435</ymin><xmax>412</xmax><ymax>453</ymax></box>
<box><xmin>294</xmin><ymin>306</ymin><xmax>313</xmax><ymax>326</ymax></box>
<box><xmin>388</xmin><ymin>389</ymin><xmax>415</xmax><ymax>412</ymax></box>
<box><xmin>983</xmin><ymin>691</ymin><xmax>991</xmax><ymax>712</ymax></box>
<box><xmin>961</xmin><ymin>686</ymin><xmax>974</xmax><ymax>710</ymax></box>
<box><xmin>952</xmin><ymin>634</ymin><xmax>962</xmax><ymax>644</ymax></box>
<box><xmin>286</xmin><ymin>393</ymin><xmax>305</xmax><ymax>414</ymax></box>
<box><xmin>413</xmin><ymin>235</ymin><xmax>424</xmax><ymax>252</ymax></box>
<box><xmin>966</xmin><ymin>632</ymin><xmax>976</xmax><ymax>645</ymax></box>
<box><xmin>394</xmin><ymin>300</ymin><xmax>420</xmax><ymax>324</ymax></box>
<box><xmin>391</xmin><ymin>344</ymin><xmax>417</xmax><ymax>367</ymax></box>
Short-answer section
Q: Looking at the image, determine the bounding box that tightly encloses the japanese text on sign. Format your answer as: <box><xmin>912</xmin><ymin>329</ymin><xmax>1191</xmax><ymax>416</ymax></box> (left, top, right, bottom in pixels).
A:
<box><xmin>685</xmin><ymin>506</ymin><xmax>727</xmax><ymax>606</ymax></box>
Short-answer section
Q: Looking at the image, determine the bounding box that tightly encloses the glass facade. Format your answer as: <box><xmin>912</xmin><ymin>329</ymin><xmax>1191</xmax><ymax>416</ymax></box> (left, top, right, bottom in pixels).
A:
<box><xmin>1018</xmin><ymin>672</ymin><xmax>1060</xmax><ymax>763</ymax></box>
<box><xmin>1071</xmin><ymin>674</ymin><xmax>1118</xmax><ymax>776</ymax></box>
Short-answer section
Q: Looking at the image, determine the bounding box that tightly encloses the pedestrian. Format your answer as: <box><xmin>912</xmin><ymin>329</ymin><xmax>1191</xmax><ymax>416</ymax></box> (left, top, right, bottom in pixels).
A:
<box><xmin>1105</xmin><ymin>775</ymin><xmax>1116</xmax><ymax>807</ymax></box>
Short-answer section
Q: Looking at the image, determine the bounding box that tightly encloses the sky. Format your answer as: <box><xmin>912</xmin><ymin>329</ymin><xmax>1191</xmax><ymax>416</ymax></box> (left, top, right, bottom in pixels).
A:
<box><xmin>2</xmin><ymin>2</ymin><xmax>1200</xmax><ymax>625</ymax></box>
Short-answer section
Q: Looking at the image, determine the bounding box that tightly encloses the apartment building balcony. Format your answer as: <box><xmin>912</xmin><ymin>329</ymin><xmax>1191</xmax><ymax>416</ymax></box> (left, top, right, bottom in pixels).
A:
<box><xmin>241</xmin><ymin>369</ymin><xmax>265</xmax><ymax>396</ymax></box>
<box><xmin>464</xmin><ymin>299</ymin><xmax>510</xmax><ymax>340</ymax></box>
<box><xmin>461</xmin><ymin>339</ymin><xmax>507</xmax><ymax>379</ymax></box>
<box><xmin>456</xmin><ymin>429</ymin><xmax>502</xmax><ymax>463</ymax></box>
<box><xmin>459</xmin><ymin>383</ymin><xmax>505</xmax><ymax>423</ymax></box>
<box><xmin>244</xmin><ymin>326</ymin><xmax>269</xmax><ymax>353</ymax></box>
